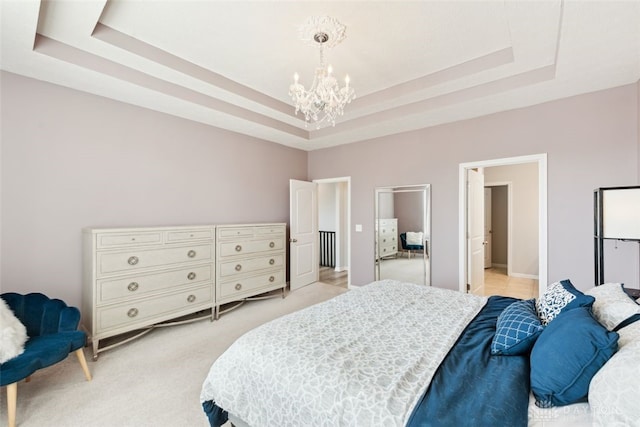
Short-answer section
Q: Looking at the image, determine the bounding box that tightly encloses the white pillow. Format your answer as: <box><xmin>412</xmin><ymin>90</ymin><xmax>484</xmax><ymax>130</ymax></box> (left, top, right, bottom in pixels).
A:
<box><xmin>589</xmin><ymin>321</ymin><xmax>640</xmax><ymax>426</ymax></box>
<box><xmin>405</xmin><ymin>231</ymin><xmax>423</xmax><ymax>246</ymax></box>
<box><xmin>585</xmin><ymin>283</ymin><xmax>640</xmax><ymax>331</ymax></box>
<box><xmin>0</xmin><ymin>298</ymin><xmax>28</xmax><ymax>363</ymax></box>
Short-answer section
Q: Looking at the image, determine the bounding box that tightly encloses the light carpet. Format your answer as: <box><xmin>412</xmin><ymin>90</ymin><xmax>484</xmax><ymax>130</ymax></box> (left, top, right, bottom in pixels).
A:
<box><xmin>0</xmin><ymin>282</ymin><xmax>346</xmax><ymax>427</ymax></box>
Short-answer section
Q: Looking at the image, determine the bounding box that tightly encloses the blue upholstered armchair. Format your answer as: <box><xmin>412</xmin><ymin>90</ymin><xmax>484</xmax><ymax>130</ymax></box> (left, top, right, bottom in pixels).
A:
<box><xmin>0</xmin><ymin>293</ymin><xmax>92</xmax><ymax>427</ymax></box>
<box><xmin>400</xmin><ymin>232</ymin><xmax>426</xmax><ymax>259</ymax></box>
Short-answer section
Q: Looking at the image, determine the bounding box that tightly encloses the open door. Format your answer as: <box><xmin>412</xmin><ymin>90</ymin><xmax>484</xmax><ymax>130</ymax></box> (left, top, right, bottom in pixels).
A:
<box><xmin>289</xmin><ymin>179</ymin><xmax>319</xmax><ymax>290</ymax></box>
<box><xmin>467</xmin><ymin>169</ymin><xmax>485</xmax><ymax>294</ymax></box>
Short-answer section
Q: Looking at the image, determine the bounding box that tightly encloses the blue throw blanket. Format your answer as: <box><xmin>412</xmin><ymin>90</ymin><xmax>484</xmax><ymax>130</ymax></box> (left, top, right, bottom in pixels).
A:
<box><xmin>203</xmin><ymin>296</ymin><xmax>530</xmax><ymax>427</ymax></box>
<box><xmin>407</xmin><ymin>296</ymin><xmax>530</xmax><ymax>427</ymax></box>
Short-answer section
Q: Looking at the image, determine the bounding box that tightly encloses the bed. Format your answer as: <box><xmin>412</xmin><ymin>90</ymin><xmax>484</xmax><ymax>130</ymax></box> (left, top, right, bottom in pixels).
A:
<box><xmin>200</xmin><ymin>279</ymin><xmax>640</xmax><ymax>427</ymax></box>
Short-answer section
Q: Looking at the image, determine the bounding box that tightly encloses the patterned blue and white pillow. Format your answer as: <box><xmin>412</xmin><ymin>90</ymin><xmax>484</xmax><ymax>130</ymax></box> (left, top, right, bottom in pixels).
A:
<box><xmin>536</xmin><ymin>279</ymin><xmax>595</xmax><ymax>326</ymax></box>
<box><xmin>491</xmin><ymin>299</ymin><xmax>544</xmax><ymax>355</ymax></box>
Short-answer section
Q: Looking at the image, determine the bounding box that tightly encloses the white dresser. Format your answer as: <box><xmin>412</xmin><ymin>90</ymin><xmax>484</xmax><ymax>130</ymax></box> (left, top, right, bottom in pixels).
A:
<box><xmin>82</xmin><ymin>225</ymin><xmax>216</xmax><ymax>360</ymax></box>
<box><xmin>215</xmin><ymin>223</ymin><xmax>286</xmax><ymax>318</ymax></box>
<box><xmin>376</xmin><ymin>218</ymin><xmax>398</xmax><ymax>258</ymax></box>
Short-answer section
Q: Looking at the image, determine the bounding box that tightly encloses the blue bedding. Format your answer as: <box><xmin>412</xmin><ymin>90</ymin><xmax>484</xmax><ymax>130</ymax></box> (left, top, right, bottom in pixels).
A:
<box><xmin>203</xmin><ymin>296</ymin><xmax>530</xmax><ymax>427</ymax></box>
<box><xmin>407</xmin><ymin>296</ymin><xmax>530</xmax><ymax>427</ymax></box>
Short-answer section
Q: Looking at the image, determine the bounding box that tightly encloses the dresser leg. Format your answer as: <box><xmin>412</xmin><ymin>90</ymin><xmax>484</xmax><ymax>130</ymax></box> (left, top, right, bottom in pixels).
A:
<box><xmin>92</xmin><ymin>340</ymin><xmax>99</xmax><ymax>361</ymax></box>
<box><xmin>214</xmin><ymin>305</ymin><xmax>220</xmax><ymax>320</ymax></box>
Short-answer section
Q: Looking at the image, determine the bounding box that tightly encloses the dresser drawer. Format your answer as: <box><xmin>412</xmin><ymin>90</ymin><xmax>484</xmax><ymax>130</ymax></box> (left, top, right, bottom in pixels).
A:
<box><xmin>378</xmin><ymin>225</ymin><xmax>397</xmax><ymax>235</ymax></box>
<box><xmin>218</xmin><ymin>227</ymin><xmax>254</xmax><ymax>239</ymax></box>
<box><xmin>166</xmin><ymin>229</ymin><xmax>213</xmax><ymax>242</ymax></box>
<box><xmin>218</xmin><ymin>254</ymin><xmax>284</xmax><ymax>278</ymax></box>
<box><xmin>97</xmin><ymin>232</ymin><xmax>163</xmax><ymax>249</ymax></box>
<box><xmin>378</xmin><ymin>235</ymin><xmax>397</xmax><ymax>245</ymax></box>
<box><xmin>379</xmin><ymin>244</ymin><xmax>397</xmax><ymax>255</ymax></box>
<box><xmin>97</xmin><ymin>244</ymin><xmax>212</xmax><ymax>277</ymax></box>
<box><xmin>97</xmin><ymin>265</ymin><xmax>213</xmax><ymax>304</ymax></box>
<box><xmin>218</xmin><ymin>270</ymin><xmax>284</xmax><ymax>299</ymax></box>
<box><xmin>255</xmin><ymin>225</ymin><xmax>286</xmax><ymax>236</ymax></box>
<box><xmin>218</xmin><ymin>237</ymin><xmax>284</xmax><ymax>258</ymax></box>
<box><xmin>97</xmin><ymin>285</ymin><xmax>213</xmax><ymax>332</ymax></box>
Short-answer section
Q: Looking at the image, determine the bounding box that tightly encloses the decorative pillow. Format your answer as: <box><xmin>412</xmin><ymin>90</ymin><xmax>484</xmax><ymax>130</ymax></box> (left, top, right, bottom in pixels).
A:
<box><xmin>585</xmin><ymin>282</ymin><xmax>640</xmax><ymax>331</ymax></box>
<box><xmin>589</xmin><ymin>320</ymin><xmax>640</xmax><ymax>426</ymax></box>
<box><xmin>535</xmin><ymin>279</ymin><xmax>595</xmax><ymax>326</ymax></box>
<box><xmin>0</xmin><ymin>298</ymin><xmax>28</xmax><ymax>363</ymax></box>
<box><xmin>406</xmin><ymin>231</ymin><xmax>423</xmax><ymax>246</ymax></box>
<box><xmin>530</xmin><ymin>307</ymin><xmax>619</xmax><ymax>408</ymax></box>
<box><xmin>491</xmin><ymin>299</ymin><xmax>544</xmax><ymax>355</ymax></box>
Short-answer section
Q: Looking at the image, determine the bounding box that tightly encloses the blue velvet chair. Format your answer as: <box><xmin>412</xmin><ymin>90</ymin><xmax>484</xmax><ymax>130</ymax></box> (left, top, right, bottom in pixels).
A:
<box><xmin>400</xmin><ymin>232</ymin><xmax>425</xmax><ymax>259</ymax></box>
<box><xmin>0</xmin><ymin>293</ymin><xmax>92</xmax><ymax>427</ymax></box>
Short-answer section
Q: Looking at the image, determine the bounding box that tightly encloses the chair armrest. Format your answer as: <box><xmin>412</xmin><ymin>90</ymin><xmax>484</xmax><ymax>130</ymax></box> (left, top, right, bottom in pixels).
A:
<box><xmin>58</xmin><ymin>306</ymin><xmax>81</xmax><ymax>332</ymax></box>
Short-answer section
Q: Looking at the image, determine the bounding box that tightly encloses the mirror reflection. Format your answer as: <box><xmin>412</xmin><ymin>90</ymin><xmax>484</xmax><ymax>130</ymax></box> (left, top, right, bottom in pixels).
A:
<box><xmin>375</xmin><ymin>185</ymin><xmax>431</xmax><ymax>286</ymax></box>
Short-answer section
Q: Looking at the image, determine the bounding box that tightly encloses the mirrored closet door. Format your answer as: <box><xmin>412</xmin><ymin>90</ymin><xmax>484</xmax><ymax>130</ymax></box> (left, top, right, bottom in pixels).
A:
<box><xmin>375</xmin><ymin>184</ymin><xmax>431</xmax><ymax>286</ymax></box>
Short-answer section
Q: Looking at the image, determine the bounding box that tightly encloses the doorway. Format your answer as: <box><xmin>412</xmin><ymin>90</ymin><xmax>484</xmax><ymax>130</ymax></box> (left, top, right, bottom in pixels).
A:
<box><xmin>459</xmin><ymin>154</ymin><xmax>547</xmax><ymax>297</ymax></box>
<box><xmin>289</xmin><ymin>177</ymin><xmax>351</xmax><ymax>290</ymax></box>
<box><xmin>317</xmin><ymin>179</ymin><xmax>350</xmax><ymax>289</ymax></box>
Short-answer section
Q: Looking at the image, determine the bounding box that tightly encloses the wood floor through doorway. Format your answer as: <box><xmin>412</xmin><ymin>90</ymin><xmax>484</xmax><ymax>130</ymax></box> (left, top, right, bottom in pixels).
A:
<box><xmin>319</xmin><ymin>266</ymin><xmax>348</xmax><ymax>288</ymax></box>
<box><xmin>481</xmin><ymin>267</ymin><xmax>538</xmax><ymax>299</ymax></box>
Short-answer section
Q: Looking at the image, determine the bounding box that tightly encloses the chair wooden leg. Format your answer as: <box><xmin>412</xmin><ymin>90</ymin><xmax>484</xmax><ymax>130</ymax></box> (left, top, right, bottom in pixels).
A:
<box><xmin>75</xmin><ymin>348</ymin><xmax>92</xmax><ymax>381</ymax></box>
<box><xmin>7</xmin><ymin>382</ymin><xmax>17</xmax><ymax>427</ymax></box>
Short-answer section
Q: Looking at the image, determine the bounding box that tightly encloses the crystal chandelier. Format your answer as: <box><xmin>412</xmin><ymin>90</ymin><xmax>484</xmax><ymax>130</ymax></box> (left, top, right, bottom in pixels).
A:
<box><xmin>289</xmin><ymin>16</ymin><xmax>356</xmax><ymax>128</ymax></box>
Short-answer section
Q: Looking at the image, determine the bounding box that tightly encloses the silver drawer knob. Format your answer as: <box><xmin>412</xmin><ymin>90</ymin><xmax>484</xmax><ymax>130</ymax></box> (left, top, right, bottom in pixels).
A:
<box><xmin>269</xmin><ymin>276</ymin><xmax>275</xmax><ymax>283</ymax></box>
<box><xmin>187</xmin><ymin>272</ymin><xmax>196</xmax><ymax>280</ymax></box>
<box><xmin>269</xmin><ymin>241</ymin><xmax>275</xmax><ymax>248</ymax></box>
<box><xmin>127</xmin><ymin>256</ymin><xmax>139</xmax><ymax>265</ymax></box>
<box><xmin>187</xmin><ymin>294</ymin><xmax>196</xmax><ymax>303</ymax></box>
<box><xmin>269</xmin><ymin>258</ymin><xmax>275</xmax><ymax>265</ymax></box>
<box><xmin>187</xmin><ymin>250</ymin><xmax>196</xmax><ymax>258</ymax></box>
<box><xmin>127</xmin><ymin>282</ymin><xmax>139</xmax><ymax>292</ymax></box>
<box><xmin>235</xmin><ymin>264</ymin><xmax>242</xmax><ymax>271</ymax></box>
<box><xmin>235</xmin><ymin>245</ymin><xmax>242</xmax><ymax>252</ymax></box>
<box><xmin>235</xmin><ymin>283</ymin><xmax>242</xmax><ymax>291</ymax></box>
<box><xmin>127</xmin><ymin>308</ymin><xmax>138</xmax><ymax>318</ymax></box>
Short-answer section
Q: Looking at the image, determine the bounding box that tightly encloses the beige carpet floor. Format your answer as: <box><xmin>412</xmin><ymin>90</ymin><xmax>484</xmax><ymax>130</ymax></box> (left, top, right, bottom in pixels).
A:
<box><xmin>0</xmin><ymin>282</ymin><xmax>346</xmax><ymax>427</ymax></box>
<box><xmin>378</xmin><ymin>256</ymin><xmax>430</xmax><ymax>286</ymax></box>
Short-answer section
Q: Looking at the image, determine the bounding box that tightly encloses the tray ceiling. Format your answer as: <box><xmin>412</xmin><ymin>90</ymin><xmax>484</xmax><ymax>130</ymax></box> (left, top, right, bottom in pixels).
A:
<box><xmin>1</xmin><ymin>1</ymin><xmax>639</xmax><ymax>151</ymax></box>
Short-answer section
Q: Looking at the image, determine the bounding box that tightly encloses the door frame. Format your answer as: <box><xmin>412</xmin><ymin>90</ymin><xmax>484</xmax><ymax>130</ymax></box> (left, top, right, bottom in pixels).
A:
<box><xmin>458</xmin><ymin>153</ymin><xmax>547</xmax><ymax>296</ymax></box>
<box><xmin>313</xmin><ymin>176</ymin><xmax>351</xmax><ymax>289</ymax></box>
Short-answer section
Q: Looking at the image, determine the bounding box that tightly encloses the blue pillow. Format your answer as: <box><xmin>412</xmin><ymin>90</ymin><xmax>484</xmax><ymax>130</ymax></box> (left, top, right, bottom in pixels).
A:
<box><xmin>530</xmin><ymin>307</ymin><xmax>619</xmax><ymax>408</ymax></box>
<box><xmin>536</xmin><ymin>279</ymin><xmax>595</xmax><ymax>325</ymax></box>
<box><xmin>491</xmin><ymin>299</ymin><xmax>544</xmax><ymax>355</ymax></box>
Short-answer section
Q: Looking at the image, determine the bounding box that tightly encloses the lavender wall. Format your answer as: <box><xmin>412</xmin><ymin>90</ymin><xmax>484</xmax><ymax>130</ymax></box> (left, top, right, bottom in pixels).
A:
<box><xmin>309</xmin><ymin>83</ymin><xmax>640</xmax><ymax>292</ymax></box>
<box><xmin>0</xmin><ymin>72</ymin><xmax>307</xmax><ymax>306</ymax></box>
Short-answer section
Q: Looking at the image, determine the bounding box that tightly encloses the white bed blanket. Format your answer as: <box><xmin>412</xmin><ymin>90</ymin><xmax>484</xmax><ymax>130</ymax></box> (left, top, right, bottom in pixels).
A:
<box><xmin>201</xmin><ymin>280</ymin><xmax>487</xmax><ymax>427</ymax></box>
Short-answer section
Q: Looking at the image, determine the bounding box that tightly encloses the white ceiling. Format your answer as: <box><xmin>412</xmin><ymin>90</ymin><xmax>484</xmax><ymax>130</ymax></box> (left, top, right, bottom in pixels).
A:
<box><xmin>2</xmin><ymin>1</ymin><xmax>639</xmax><ymax>151</ymax></box>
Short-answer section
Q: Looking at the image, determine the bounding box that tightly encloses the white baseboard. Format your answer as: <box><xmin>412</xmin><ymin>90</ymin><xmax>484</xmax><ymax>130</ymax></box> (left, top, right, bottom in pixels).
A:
<box><xmin>334</xmin><ymin>266</ymin><xmax>349</xmax><ymax>273</ymax></box>
<box><xmin>491</xmin><ymin>263</ymin><xmax>507</xmax><ymax>269</ymax></box>
<box><xmin>510</xmin><ymin>272</ymin><xmax>539</xmax><ymax>280</ymax></box>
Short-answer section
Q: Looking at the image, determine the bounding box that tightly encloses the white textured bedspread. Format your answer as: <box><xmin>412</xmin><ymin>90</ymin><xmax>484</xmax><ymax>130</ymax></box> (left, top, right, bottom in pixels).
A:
<box><xmin>201</xmin><ymin>280</ymin><xmax>487</xmax><ymax>427</ymax></box>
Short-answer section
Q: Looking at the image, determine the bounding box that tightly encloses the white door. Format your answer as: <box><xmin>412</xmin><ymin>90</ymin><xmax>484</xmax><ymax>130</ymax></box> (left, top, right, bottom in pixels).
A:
<box><xmin>484</xmin><ymin>187</ymin><xmax>492</xmax><ymax>268</ymax></box>
<box><xmin>289</xmin><ymin>179</ymin><xmax>318</xmax><ymax>290</ymax></box>
<box><xmin>467</xmin><ymin>169</ymin><xmax>485</xmax><ymax>294</ymax></box>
